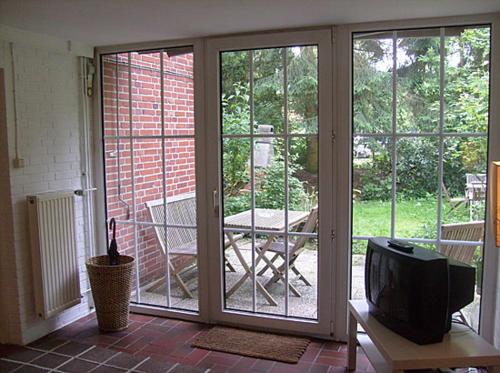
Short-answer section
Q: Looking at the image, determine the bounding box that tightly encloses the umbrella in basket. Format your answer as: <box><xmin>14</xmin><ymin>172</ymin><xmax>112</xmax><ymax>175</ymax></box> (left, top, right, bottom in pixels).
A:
<box><xmin>108</xmin><ymin>218</ymin><xmax>120</xmax><ymax>265</ymax></box>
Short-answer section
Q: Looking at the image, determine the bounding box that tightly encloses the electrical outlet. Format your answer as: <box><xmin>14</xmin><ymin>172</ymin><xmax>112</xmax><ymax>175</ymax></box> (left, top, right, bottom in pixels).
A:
<box><xmin>13</xmin><ymin>157</ymin><xmax>25</xmax><ymax>168</ymax></box>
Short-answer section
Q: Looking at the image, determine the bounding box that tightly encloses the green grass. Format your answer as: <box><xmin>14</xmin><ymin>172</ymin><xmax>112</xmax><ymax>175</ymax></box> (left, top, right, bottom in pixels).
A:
<box><xmin>352</xmin><ymin>198</ymin><xmax>480</xmax><ymax>254</ymax></box>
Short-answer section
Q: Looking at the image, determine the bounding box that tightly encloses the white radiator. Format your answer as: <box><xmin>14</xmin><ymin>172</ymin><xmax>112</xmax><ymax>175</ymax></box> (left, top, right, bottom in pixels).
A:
<box><xmin>28</xmin><ymin>191</ymin><xmax>81</xmax><ymax>319</ymax></box>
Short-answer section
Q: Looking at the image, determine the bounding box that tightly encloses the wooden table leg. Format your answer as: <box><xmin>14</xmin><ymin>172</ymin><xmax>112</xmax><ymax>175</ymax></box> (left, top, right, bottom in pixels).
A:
<box><xmin>225</xmin><ymin>232</ymin><xmax>278</xmax><ymax>306</ymax></box>
<box><xmin>348</xmin><ymin>310</ymin><xmax>358</xmax><ymax>371</ymax></box>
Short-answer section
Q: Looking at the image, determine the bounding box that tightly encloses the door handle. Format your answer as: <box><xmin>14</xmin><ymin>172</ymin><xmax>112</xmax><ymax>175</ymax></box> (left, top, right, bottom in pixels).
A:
<box><xmin>213</xmin><ymin>189</ymin><xmax>219</xmax><ymax>217</ymax></box>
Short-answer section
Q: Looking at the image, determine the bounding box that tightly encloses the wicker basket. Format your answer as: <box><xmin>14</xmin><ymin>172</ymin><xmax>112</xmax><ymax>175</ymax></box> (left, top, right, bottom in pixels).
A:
<box><xmin>86</xmin><ymin>255</ymin><xmax>134</xmax><ymax>332</ymax></box>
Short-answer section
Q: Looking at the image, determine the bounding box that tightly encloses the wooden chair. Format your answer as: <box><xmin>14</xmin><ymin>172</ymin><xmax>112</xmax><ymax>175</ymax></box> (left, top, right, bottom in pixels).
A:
<box><xmin>146</xmin><ymin>193</ymin><xmax>242</xmax><ymax>298</ymax></box>
<box><xmin>256</xmin><ymin>207</ymin><xmax>318</xmax><ymax>297</ymax></box>
<box><xmin>439</xmin><ymin>220</ymin><xmax>485</xmax><ymax>265</ymax></box>
<box><xmin>439</xmin><ymin>220</ymin><xmax>484</xmax><ymax>325</ymax></box>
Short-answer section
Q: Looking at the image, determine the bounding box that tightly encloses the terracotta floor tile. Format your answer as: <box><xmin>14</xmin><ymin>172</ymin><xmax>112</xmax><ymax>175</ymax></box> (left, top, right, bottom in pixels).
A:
<box><xmin>28</xmin><ymin>337</ymin><xmax>67</xmax><ymax>351</ymax></box>
<box><xmin>78</xmin><ymin>346</ymin><xmax>119</xmax><ymax>363</ymax></box>
<box><xmin>5</xmin><ymin>348</ymin><xmax>45</xmax><ymax>363</ymax></box>
<box><xmin>30</xmin><ymin>352</ymin><xmax>70</xmax><ymax>369</ymax></box>
<box><xmin>229</xmin><ymin>355</ymin><xmax>258</xmax><ymax>371</ymax></box>
<box><xmin>57</xmin><ymin>358</ymin><xmax>99</xmax><ymax>372</ymax></box>
<box><xmin>169</xmin><ymin>363</ymin><xmax>206</xmax><ymax>372</ymax></box>
<box><xmin>301</xmin><ymin>346</ymin><xmax>321</xmax><ymax>362</ymax></box>
<box><xmin>106</xmin><ymin>351</ymin><xmax>147</xmax><ymax>369</ymax></box>
<box><xmin>318</xmin><ymin>349</ymin><xmax>347</xmax><ymax>359</ymax></box>
<box><xmin>134</xmin><ymin>357</ymin><xmax>174</xmax><ymax>373</ymax></box>
<box><xmin>316</xmin><ymin>355</ymin><xmax>346</xmax><ymax>367</ymax></box>
<box><xmin>53</xmin><ymin>341</ymin><xmax>92</xmax><ymax>356</ymax></box>
<box><xmin>0</xmin><ymin>359</ymin><xmax>22</xmax><ymax>372</ymax></box>
<box><xmin>11</xmin><ymin>365</ymin><xmax>50</xmax><ymax>373</ymax></box>
<box><xmin>130</xmin><ymin>314</ymin><xmax>156</xmax><ymax>323</ymax></box>
<box><xmin>270</xmin><ymin>361</ymin><xmax>313</xmax><ymax>372</ymax></box>
<box><xmin>91</xmin><ymin>365</ymin><xmax>128</xmax><ymax>372</ymax></box>
<box><xmin>183</xmin><ymin>348</ymin><xmax>210</xmax><ymax>365</ymax></box>
<box><xmin>251</xmin><ymin>358</ymin><xmax>275</xmax><ymax>372</ymax></box>
<box><xmin>0</xmin><ymin>312</ymin><xmax>364</xmax><ymax>373</ymax></box>
<box><xmin>308</xmin><ymin>363</ymin><xmax>333</xmax><ymax>373</ymax></box>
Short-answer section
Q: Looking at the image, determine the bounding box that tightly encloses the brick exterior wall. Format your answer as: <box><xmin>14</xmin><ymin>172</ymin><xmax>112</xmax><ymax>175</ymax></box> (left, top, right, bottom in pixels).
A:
<box><xmin>102</xmin><ymin>51</ymin><xmax>196</xmax><ymax>288</ymax></box>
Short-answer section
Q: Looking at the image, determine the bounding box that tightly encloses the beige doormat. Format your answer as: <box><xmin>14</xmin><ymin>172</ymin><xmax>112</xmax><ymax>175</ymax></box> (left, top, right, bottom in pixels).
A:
<box><xmin>191</xmin><ymin>326</ymin><xmax>310</xmax><ymax>364</ymax></box>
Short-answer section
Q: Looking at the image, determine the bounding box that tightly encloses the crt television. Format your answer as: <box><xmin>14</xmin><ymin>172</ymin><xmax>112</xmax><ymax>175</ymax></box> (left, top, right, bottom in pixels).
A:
<box><xmin>365</xmin><ymin>237</ymin><xmax>476</xmax><ymax>345</ymax></box>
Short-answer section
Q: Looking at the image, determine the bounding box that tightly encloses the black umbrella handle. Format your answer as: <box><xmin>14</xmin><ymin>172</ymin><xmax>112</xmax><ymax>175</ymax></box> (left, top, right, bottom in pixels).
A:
<box><xmin>109</xmin><ymin>218</ymin><xmax>116</xmax><ymax>240</ymax></box>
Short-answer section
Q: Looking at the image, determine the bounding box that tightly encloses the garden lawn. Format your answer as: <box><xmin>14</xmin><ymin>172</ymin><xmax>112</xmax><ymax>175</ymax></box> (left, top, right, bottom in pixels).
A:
<box><xmin>352</xmin><ymin>198</ymin><xmax>472</xmax><ymax>254</ymax></box>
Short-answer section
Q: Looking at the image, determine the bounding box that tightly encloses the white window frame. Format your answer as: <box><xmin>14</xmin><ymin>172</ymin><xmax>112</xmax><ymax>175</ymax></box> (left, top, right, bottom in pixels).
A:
<box><xmin>94</xmin><ymin>39</ymin><xmax>208</xmax><ymax>323</ymax></box>
<box><xmin>335</xmin><ymin>13</ymin><xmax>500</xmax><ymax>342</ymax></box>
<box><xmin>352</xmin><ymin>27</ymin><xmax>489</xmax><ymax>248</ymax></box>
<box><xmin>205</xmin><ymin>29</ymin><xmax>335</xmax><ymax>339</ymax></box>
<box><xmin>91</xmin><ymin>12</ymin><xmax>500</xmax><ymax>342</ymax></box>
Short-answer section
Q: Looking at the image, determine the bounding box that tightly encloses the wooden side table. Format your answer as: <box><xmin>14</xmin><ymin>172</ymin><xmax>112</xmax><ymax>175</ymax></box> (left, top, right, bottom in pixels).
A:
<box><xmin>348</xmin><ymin>300</ymin><xmax>500</xmax><ymax>373</ymax></box>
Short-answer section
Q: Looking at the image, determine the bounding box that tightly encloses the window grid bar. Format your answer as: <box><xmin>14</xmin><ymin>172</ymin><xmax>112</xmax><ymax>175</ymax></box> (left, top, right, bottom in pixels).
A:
<box><xmin>221</xmin><ymin>133</ymin><xmax>318</xmax><ymax>139</ymax></box>
<box><xmin>352</xmin><ymin>235</ymin><xmax>483</xmax><ymax>247</ymax></box>
<box><xmin>114</xmin><ymin>219</ymin><xmax>197</xmax><ymax>229</ymax></box>
<box><xmin>129</xmin><ymin>52</ymin><xmax>140</xmax><ymax>303</ymax></box>
<box><xmin>283</xmin><ymin>47</ymin><xmax>290</xmax><ymax>317</ymax></box>
<box><xmin>114</xmin><ymin>54</ymin><xmax>119</xmax><ymax>138</ymax></box>
<box><xmin>436</xmin><ymin>28</ymin><xmax>446</xmax><ymax>251</ymax></box>
<box><xmin>352</xmin><ymin>132</ymin><xmax>487</xmax><ymax>138</ymax></box>
<box><xmin>160</xmin><ymin>50</ymin><xmax>172</xmax><ymax>308</ymax></box>
<box><xmin>104</xmin><ymin>134</ymin><xmax>195</xmax><ymax>140</ymax></box>
<box><xmin>114</xmin><ymin>54</ymin><xmax>126</xmax><ymax>215</ymax></box>
<box><xmin>390</xmin><ymin>31</ymin><xmax>397</xmax><ymax>240</ymax></box>
<box><xmin>224</xmin><ymin>227</ymin><xmax>318</xmax><ymax>237</ymax></box>
<box><xmin>249</xmin><ymin>50</ymin><xmax>257</xmax><ymax>313</ymax></box>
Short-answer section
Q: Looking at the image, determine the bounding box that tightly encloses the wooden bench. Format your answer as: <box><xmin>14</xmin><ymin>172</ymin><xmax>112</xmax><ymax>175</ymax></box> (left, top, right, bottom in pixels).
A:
<box><xmin>146</xmin><ymin>193</ymin><xmax>241</xmax><ymax>298</ymax></box>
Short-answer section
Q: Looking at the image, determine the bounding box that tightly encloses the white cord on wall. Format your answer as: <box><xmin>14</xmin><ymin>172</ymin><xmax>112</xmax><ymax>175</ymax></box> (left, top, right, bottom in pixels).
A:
<box><xmin>9</xmin><ymin>42</ymin><xmax>23</xmax><ymax>167</ymax></box>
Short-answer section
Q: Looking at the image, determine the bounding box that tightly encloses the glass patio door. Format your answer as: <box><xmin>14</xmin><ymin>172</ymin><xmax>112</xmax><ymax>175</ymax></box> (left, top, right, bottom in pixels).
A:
<box><xmin>100</xmin><ymin>45</ymin><xmax>203</xmax><ymax>316</ymax></box>
<box><xmin>205</xmin><ymin>29</ymin><xmax>334</xmax><ymax>337</ymax></box>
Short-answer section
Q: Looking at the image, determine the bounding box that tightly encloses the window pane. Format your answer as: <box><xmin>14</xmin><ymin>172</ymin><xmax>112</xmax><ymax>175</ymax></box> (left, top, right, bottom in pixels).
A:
<box><xmin>224</xmin><ymin>232</ymin><xmax>253</xmax><ymax>312</ymax></box>
<box><xmin>164</xmin><ymin>49</ymin><xmax>195</xmax><ymax>136</ymax></box>
<box><xmin>395</xmin><ymin>137</ymin><xmax>438</xmax><ymax>239</ymax></box>
<box><xmin>130</xmin><ymin>52</ymin><xmax>162</xmax><ymax>137</ymax></box>
<box><xmin>351</xmin><ymin>239</ymin><xmax>368</xmax><ymax>300</ymax></box>
<box><xmin>396</xmin><ymin>30</ymin><xmax>440</xmax><ymax>133</ymax></box>
<box><xmin>256</xmin><ymin>234</ymin><xmax>285</xmax><ymax>316</ymax></box>
<box><xmin>221</xmin><ymin>51</ymin><xmax>251</xmax><ymax>135</ymax></box>
<box><xmin>289</xmin><ymin>137</ymin><xmax>318</xmax><ymax>229</ymax></box>
<box><xmin>288</xmin><ymin>46</ymin><xmax>318</xmax><ymax>134</ymax></box>
<box><xmin>352</xmin><ymin>137</ymin><xmax>392</xmax><ymax>237</ymax></box>
<box><xmin>104</xmin><ymin>139</ymin><xmax>132</xmax><ymax>222</ymax></box>
<box><xmin>287</xmin><ymin>236</ymin><xmax>318</xmax><ymax>319</ymax></box>
<box><xmin>222</xmin><ymin>138</ymin><xmax>251</xmax><ymax>218</ymax></box>
<box><xmin>442</xmin><ymin>136</ymin><xmax>487</xmax><ymax>225</ymax></box>
<box><xmin>254</xmin><ymin>138</ymin><xmax>285</xmax><ymax>226</ymax></box>
<box><xmin>133</xmin><ymin>138</ymin><xmax>164</xmax><ymax>223</ymax></box>
<box><xmin>444</xmin><ymin>26</ymin><xmax>490</xmax><ymax>133</ymax></box>
<box><xmin>102</xmin><ymin>53</ymin><xmax>130</xmax><ymax>137</ymax></box>
<box><xmin>353</xmin><ymin>35</ymin><xmax>393</xmax><ymax>134</ymax></box>
<box><xmin>253</xmin><ymin>48</ymin><xmax>285</xmax><ymax>134</ymax></box>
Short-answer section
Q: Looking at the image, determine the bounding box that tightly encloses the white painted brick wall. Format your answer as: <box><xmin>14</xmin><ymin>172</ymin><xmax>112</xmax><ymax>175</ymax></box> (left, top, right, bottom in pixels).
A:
<box><xmin>0</xmin><ymin>40</ymin><xmax>93</xmax><ymax>344</ymax></box>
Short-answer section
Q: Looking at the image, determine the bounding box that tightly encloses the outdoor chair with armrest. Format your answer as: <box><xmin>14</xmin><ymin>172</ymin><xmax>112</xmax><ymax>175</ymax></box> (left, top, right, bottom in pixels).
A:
<box><xmin>439</xmin><ymin>220</ymin><xmax>484</xmax><ymax>325</ymax></box>
<box><xmin>439</xmin><ymin>220</ymin><xmax>484</xmax><ymax>266</ymax></box>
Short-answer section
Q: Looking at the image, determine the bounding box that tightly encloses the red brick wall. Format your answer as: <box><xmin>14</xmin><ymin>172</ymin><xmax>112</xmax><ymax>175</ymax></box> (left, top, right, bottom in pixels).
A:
<box><xmin>102</xmin><ymin>51</ymin><xmax>196</xmax><ymax>288</ymax></box>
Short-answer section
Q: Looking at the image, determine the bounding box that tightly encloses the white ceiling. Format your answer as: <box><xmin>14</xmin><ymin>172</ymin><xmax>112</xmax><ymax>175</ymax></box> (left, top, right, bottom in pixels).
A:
<box><xmin>0</xmin><ymin>0</ymin><xmax>499</xmax><ymax>47</ymax></box>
